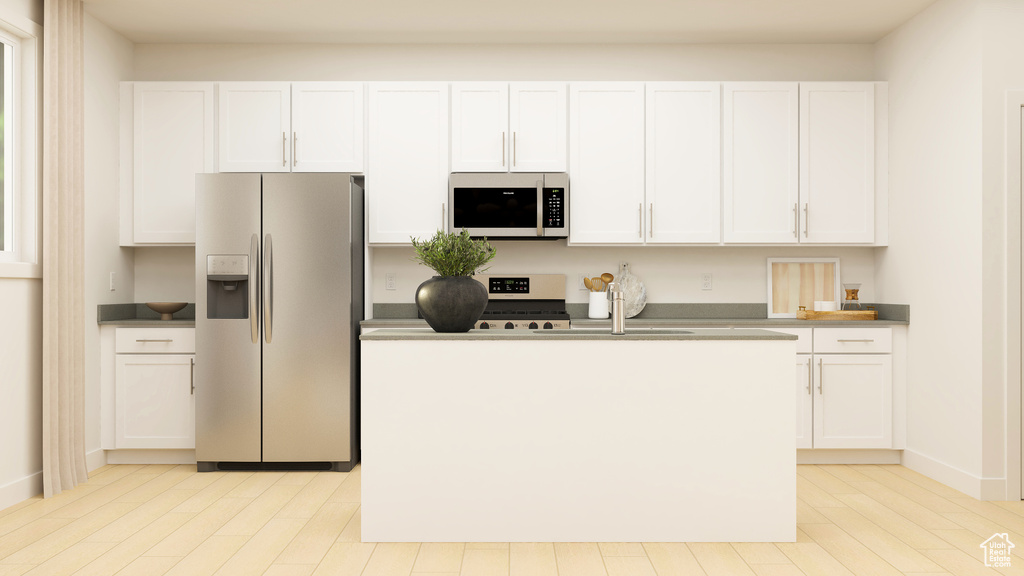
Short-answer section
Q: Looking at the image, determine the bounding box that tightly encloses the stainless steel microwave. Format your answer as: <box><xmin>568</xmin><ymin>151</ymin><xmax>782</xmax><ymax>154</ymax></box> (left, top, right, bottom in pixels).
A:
<box><xmin>448</xmin><ymin>173</ymin><xmax>568</xmax><ymax>239</ymax></box>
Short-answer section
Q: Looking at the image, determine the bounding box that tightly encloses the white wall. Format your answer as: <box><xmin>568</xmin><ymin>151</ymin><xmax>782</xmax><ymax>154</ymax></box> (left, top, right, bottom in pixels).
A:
<box><xmin>0</xmin><ymin>0</ymin><xmax>41</xmax><ymax>512</ymax></box>
<box><xmin>84</xmin><ymin>14</ymin><xmax>135</xmax><ymax>470</ymax></box>
<box><xmin>875</xmin><ymin>0</ymin><xmax>988</xmax><ymax>495</ymax></box>
<box><xmin>0</xmin><ymin>279</ymin><xmax>42</xmax><ymax>508</ymax></box>
<box><xmin>129</xmin><ymin>42</ymin><xmax>878</xmax><ymax>307</ymax></box>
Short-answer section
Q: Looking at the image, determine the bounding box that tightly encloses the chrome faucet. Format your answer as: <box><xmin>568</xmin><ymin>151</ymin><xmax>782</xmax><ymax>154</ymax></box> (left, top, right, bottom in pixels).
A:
<box><xmin>608</xmin><ymin>282</ymin><xmax>625</xmax><ymax>334</ymax></box>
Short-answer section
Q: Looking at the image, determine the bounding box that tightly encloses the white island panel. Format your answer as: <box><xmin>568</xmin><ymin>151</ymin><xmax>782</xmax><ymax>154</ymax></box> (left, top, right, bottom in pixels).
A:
<box><xmin>361</xmin><ymin>335</ymin><xmax>795</xmax><ymax>542</ymax></box>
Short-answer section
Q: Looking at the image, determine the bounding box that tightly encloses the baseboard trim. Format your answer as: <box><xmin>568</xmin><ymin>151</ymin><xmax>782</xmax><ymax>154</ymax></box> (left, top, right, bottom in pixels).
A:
<box><xmin>86</xmin><ymin>449</ymin><xmax>106</xmax><ymax>473</ymax></box>
<box><xmin>0</xmin><ymin>471</ymin><xmax>42</xmax><ymax>511</ymax></box>
<box><xmin>902</xmin><ymin>449</ymin><xmax>1006</xmax><ymax>500</ymax></box>
<box><xmin>797</xmin><ymin>449</ymin><xmax>902</xmax><ymax>464</ymax></box>
<box><xmin>104</xmin><ymin>449</ymin><xmax>196</xmax><ymax>465</ymax></box>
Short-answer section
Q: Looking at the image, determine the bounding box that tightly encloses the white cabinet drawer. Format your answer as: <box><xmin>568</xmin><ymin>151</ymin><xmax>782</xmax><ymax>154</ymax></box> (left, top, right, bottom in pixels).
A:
<box><xmin>115</xmin><ymin>328</ymin><xmax>195</xmax><ymax>354</ymax></box>
<box><xmin>813</xmin><ymin>328</ymin><xmax>891</xmax><ymax>354</ymax></box>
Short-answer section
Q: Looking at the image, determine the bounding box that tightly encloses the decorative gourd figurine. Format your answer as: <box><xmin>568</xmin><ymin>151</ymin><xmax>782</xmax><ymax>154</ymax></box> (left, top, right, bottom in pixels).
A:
<box><xmin>617</xmin><ymin>262</ymin><xmax>647</xmax><ymax>318</ymax></box>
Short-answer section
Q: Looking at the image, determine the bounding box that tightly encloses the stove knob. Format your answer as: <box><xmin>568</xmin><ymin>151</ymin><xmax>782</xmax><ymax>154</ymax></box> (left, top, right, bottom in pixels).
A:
<box><xmin>479</xmin><ymin>322</ymin><xmax>489</xmax><ymax>329</ymax></box>
<box><xmin>528</xmin><ymin>322</ymin><xmax>539</xmax><ymax>329</ymax></box>
<box><xmin>504</xmin><ymin>322</ymin><xmax>515</xmax><ymax>329</ymax></box>
<box><xmin>543</xmin><ymin>322</ymin><xmax>554</xmax><ymax>330</ymax></box>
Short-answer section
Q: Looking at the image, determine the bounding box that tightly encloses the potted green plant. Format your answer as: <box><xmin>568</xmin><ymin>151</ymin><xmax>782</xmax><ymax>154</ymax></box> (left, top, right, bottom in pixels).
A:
<box><xmin>411</xmin><ymin>228</ymin><xmax>497</xmax><ymax>332</ymax></box>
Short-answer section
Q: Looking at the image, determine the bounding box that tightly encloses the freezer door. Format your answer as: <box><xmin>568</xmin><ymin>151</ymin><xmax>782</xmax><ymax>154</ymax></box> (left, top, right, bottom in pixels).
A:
<box><xmin>261</xmin><ymin>173</ymin><xmax>353</xmax><ymax>463</ymax></box>
<box><xmin>195</xmin><ymin>173</ymin><xmax>263</xmax><ymax>463</ymax></box>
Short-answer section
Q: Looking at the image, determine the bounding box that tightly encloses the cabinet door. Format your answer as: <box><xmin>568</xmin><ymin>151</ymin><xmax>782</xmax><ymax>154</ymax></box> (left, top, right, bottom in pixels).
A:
<box><xmin>291</xmin><ymin>82</ymin><xmax>364</xmax><ymax>173</ymax></box>
<box><xmin>132</xmin><ymin>82</ymin><xmax>214</xmax><ymax>244</ymax></box>
<box><xmin>509</xmin><ymin>82</ymin><xmax>567</xmax><ymax>172</ymax></box>
<box><xmin>796</xmin><ymin>355</ymin><xmax>813</xmax><ymax>449</ymax></box>
<box><xmin>800</xmin><ymin>83</ymin><xmax>875</xmax><ymax>244</ymax></box>
<box><xmin>646</xmin><ymin>83</ymin><xmax>721</xmax><ymax>244</ymax></box>
<box><xmin>367</xmin><ymin>83</ymin><xmax>449</xmax><ymax>244</ymax></box>
<box><xmin>723</xmin><ymin>83</ymin><xmax>799</xmax><ymax>244</ymax></box>
<box><xmin>569</xmin><ymin>83</ymin><xmax>646</xmax><ymax>244</ymax></box>
<box><xmin>451</xmin><ymin>83</ymin><xmax>508</xmax><ymax>172</ymax></box>
<box><xmin>813</xmin><ymin>354</ymin><xmax>892</xmax><ymax>449</ymax></box>
<box><xmin>218</xmin><ymin>82</ymin><xmax>291</xmax><ymax>172</ymax></box>
<box><xmin>115</xmin><ymin>354</ymin><xmax>195</xmax><ymax>449</ymax></box>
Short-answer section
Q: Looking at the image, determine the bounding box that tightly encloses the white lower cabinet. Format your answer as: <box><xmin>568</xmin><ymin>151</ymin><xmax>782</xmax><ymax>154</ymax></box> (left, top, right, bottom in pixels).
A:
<box><xmin>813</xmin><ymin>354</ymin><xmax>892</xmax><ymax>449</ymax></box>
<box><xmin>115</xmin><ymin>355</ymin><xmax>195</xmax><ymax>449</ymax></box>
<box><xmin>112</xmin><ymin>328</ymin><xmax>196</xmax><ymax>450</ymax></box>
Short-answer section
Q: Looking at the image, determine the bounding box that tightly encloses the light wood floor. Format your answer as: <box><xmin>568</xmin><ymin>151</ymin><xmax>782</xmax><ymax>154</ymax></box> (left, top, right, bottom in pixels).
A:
<box><xmin>0</xmin><ymin>464</ymin><xmax>1022</xmax><ymax>575</ymax></box>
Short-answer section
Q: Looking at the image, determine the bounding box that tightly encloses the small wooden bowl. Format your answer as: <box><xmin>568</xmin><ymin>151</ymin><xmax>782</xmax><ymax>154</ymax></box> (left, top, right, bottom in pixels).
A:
<box><xmin>146</xmin><ymin>302</ymin><xmax>187</xmax><ymax>321</ymax></box>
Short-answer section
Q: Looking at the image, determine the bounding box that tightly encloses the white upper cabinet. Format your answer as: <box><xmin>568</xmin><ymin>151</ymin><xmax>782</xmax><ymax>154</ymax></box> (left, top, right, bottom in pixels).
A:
<box><xmin>291</xmin><ymin>82</ymin><xmax>365</xmax><ymax>173</ymax></box>
<box><xmin>800</xmin><ymin>83</ymin><xmax>875</xmax><ymax>244</ymax></box>
<box><xmin>130</xmin><ymin>82</ymin><xmax>215</xmax><ymax>245</ymax></box>
<box><xmin>645</xmin><ymin>82</ymin><xmax>721</xmax><ymax>244</ymax></box>
<box><xmin>218</xmin><ymin>82</ymin><xmax>364</xmax><ymax>173</ymax></box>
<box><xmin>451</xmin><ymin>83</ymin><xmax>508</xmax><ymax>172</ymax></box>
<box><xmin>569</xmin><ymin>83</ymin><xmax>646</xmax><ymax>244</ymax></box>
<box><xmin>509</xmin><ymin>83</ymin><xmax>567</xmax><ymax>172</ymax></box>
<box><xmin>451</xmin><ymin>82</ymin><xmax>566</xmax><ymax>173</ymax></box>
<box><xmin>367</xmin><ymin>82</ymin><xmax>449</xmax><ymax>244</ymax></box>
<box><xmin>218</xmin><ymin>82</ymin><xmax>292</xmax><ymax>172</ymax></box>
<box><xmin>723</xmin><ymin>82</ymin><xmax>800</xmax><ymax>244</ymax></box>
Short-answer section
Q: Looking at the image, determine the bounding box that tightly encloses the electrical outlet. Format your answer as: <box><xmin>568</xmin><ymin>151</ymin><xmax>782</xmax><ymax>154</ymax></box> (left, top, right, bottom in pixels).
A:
<box><xmin>109</xmin><ymin>272</ymin><xmax>116</xmax><ymax>292</ymax></box>
<box><xmin>385</xmin><ymin>272</ymin><xmax>396</xmax><ymax>291</ymax></box>
<box><xmin>701</xmin><ymin>273</ymin><xmax>712</xmax><ymax>291</ymax></box>
<box><xmin>578</xmin><ymin>274</ymin><xmax>588</xmax><ymax>290</ymax></box>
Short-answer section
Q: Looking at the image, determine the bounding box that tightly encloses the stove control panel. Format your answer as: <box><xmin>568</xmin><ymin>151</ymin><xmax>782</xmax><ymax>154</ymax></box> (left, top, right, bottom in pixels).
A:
<box><xmin>476</xmin><ymin>319</ymin><xmax>570</xmax><ymax>330</ymax></box>
<box><xmin>488</xmin><ymin>277</ymin><xmax>529</xmax><ymax>294</ymax></box>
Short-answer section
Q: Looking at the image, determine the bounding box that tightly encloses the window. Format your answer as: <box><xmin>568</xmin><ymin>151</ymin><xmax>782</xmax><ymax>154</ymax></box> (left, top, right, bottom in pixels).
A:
<box><xmin>0</xmin><ymin>17</ymin><xmax>38</xmax><ymax>277</ymax></box>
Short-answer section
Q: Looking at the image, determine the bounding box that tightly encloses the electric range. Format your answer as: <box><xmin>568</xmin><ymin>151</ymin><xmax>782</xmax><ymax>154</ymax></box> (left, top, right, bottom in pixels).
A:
<box><xmin>474</xmin><ymin>274</ymin><xmax>570</xmax><ymax>330</ymax></box>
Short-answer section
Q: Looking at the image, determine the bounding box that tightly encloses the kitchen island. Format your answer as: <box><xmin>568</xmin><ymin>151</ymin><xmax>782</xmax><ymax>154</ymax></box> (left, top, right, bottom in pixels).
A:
<box><xmin>360</xmin><ymin>328</ymin><xmax>797</xmax><ymax>542</ymax></box>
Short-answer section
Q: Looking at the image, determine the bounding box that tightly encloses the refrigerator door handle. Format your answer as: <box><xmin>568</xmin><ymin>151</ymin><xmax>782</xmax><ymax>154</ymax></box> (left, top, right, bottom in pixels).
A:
<box><xmin>264</xmin><ymin>233</ymin><xmax>274</xmax><ymax>343</ymax></box>
<box><xmin>249</xmin><ymin>233</ymin><xmax>259</xmax><ymax>344</ymax></box>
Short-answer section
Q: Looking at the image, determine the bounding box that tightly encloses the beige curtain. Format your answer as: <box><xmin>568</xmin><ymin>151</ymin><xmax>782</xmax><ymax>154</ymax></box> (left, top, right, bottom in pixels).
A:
<box><xmin>41</xmin><ymin>0</ymin><xmax>86</xmax><ymax>498</ymax></box>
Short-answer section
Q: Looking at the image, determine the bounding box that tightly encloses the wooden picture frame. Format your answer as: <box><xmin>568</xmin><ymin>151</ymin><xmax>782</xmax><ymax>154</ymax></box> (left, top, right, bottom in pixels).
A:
<box><xmin>766</xmin><ymin>258</ymin><xmax>841</xmax><ymax>318</ymax></box>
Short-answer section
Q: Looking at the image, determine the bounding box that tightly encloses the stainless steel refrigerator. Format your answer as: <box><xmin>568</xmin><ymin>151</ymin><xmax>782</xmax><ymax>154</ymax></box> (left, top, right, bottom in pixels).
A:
<box><xmin>194</xmin><ymin>173</ymin><xmax>363</xmax><ymax>472</ymax></box>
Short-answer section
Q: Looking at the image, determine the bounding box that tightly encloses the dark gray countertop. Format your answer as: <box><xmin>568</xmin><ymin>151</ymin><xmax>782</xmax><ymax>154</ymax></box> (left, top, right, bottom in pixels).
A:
<box><xmin>97</xmin><ymin>303</ymin><xmax>195</xmax><ymax>326</ymax></box>
<box><xmin>360</xmin><ymin>328</ymin><xmax>799</xmax><ymax>341</ymax></box>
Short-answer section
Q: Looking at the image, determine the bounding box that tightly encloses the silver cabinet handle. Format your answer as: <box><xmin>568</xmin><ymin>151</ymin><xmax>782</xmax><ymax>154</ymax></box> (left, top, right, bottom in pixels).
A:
<box><xmin>501</xmin><ymin>132</ymin><xmax>505</xmax><ymax>167</ymax></box>
<box><xmin>513</xmin><ymin>131</ymin><xmax>517</xmax><ymax>166</ymax></box>
<box><xmin>249</xmin><ymin>234</ymin><xmax>259</xmax><ymax>344</ymax></box>
<box><xmin>818</xmin><ymin>358</ymin><xmax>823</xmax><ymax>394</ymax></box>
<box><xmin>282</xmin><ymin>132</ymin><xmax>286</xmax><ymax>167</ymax></box>
<box><xmin>638</xmin><ymin>203</ymin><xmax>642</xmax><ymax>238</ymax></box>
<box><xmin>536</xmin><ymin>180</ymin><xmax>544</xmax><ymax>237</ymax></box>
<box><xmin>806</xmin><ymin>359</ymin><xmax>812</xmax><ymax>395</ymax></box>
<box><xmin>649</xmin><ymin>203</ymin><xmax>654</xmax><ymax>238</ymax></box>
<box><xmin>293</xmin><ymin>132</ymin><xmax>298</xmax><ymax>166</ymax></box>
<box><xmin>136</xmin><ymin>339</ymin><xmax>172</xmax><ymax>343</ymax></box>
<box><xmin>837</xmin><ymin>339</ymin><xmax>875</xmax><ymax>343</ymax></box>
<box><xmin>264</xmin><ymin>234</ymin><xmax>273</xmax><ymax>344</ymax></box>
<box><xmin>793</xmin><ymin>203</ymin><xmax>798</xmax><ymax>238</ymax></box>
<box><xmin>803</xmin><ymin>203</ymin><xmax>809</xmax><ymax>237</ymax></box>
<box><xmin>190</xmin><ymin>357</ymin><xmax>195</xmax><ymax>395</ymax></box>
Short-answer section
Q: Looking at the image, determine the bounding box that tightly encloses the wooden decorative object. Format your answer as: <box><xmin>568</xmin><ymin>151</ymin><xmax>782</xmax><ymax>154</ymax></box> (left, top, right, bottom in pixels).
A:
<box><xmin>796</xmin><ymin>307</ymin><xmax>877</xmax><ymax>321</ymax></box>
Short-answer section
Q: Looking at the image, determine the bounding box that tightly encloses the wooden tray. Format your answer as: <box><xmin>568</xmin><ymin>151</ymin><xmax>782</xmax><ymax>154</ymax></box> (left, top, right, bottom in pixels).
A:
<box><xmin>796</xmin><ymin>309</ymin><xmax>877</xmax><ymax>321</ymax></box>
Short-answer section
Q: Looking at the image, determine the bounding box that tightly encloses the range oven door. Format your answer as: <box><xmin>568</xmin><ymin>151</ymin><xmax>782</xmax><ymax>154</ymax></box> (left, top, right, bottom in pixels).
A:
<box><xmin>449</xmin><ymin>172</ymin><xmax>568</xmax><ymax>239</ymax></box>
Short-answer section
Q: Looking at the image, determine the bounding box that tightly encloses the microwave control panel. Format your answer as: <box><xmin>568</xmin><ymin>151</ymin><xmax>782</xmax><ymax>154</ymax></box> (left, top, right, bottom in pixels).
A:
<box><xmin>543</xmin><ymin>188</ymin><xmax>565</xmax><ymax>229</ymax></box>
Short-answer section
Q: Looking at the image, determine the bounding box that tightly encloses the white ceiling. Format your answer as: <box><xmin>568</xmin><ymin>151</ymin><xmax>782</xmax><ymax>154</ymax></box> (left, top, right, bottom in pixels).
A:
<box><xmin>83</xmin><ymin>0</ymin><xmax>938</xmax><ymax>45</ymax></box>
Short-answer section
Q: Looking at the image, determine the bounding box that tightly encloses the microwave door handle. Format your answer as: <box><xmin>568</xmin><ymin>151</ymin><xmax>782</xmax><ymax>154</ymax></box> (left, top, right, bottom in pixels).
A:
<box><xmin>536</xmin><ymin>180</ymin><xmax>543</xmax><ymax>237</ymax></box>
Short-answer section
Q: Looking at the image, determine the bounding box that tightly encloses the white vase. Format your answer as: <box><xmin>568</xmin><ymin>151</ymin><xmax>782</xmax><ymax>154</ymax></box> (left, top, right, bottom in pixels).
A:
<box><xmin>588</xmin><ymin>291</ymin><xmax>609</xmax><ymax>319</ymax></box>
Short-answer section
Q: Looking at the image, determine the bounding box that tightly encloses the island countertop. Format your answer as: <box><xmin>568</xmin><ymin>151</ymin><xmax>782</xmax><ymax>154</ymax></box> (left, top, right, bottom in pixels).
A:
<box><xmin>359</xmin><ymin>327</ymin><xmax>798</xmax><ymax>341</ymax></box>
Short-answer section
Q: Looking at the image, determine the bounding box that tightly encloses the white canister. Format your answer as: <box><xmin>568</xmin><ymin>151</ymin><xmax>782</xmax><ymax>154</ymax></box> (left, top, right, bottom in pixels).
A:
<box><xmin>588</xmin><ymin>291</ymin><xmax>609</xmax><ymax>319</ymax></box>
<box><xmin>813</xmin><ymin>300</ymin><xmax>838</xmax><ymax>312</ymax></box>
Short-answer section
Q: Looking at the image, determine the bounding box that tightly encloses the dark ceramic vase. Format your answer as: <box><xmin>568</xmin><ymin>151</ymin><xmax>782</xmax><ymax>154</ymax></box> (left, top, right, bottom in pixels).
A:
<box><xmin>415</xmin><ymin>276</ymin><xmax>488</xmax><ymax>333</ymax></box>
